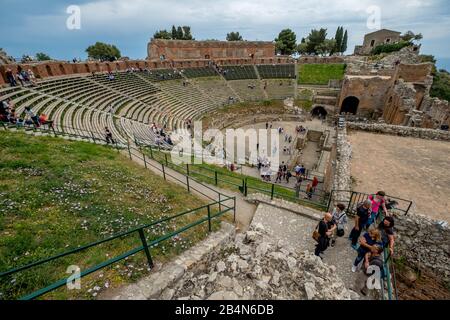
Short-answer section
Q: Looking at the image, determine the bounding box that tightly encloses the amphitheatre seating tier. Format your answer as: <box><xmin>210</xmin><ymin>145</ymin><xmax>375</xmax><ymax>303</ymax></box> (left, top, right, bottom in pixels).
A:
<box><xmin>193</xmin><ymin>77</ymin><xmax>235</xmax><ymax>105</ymax></box>
<box><xmin>257</xmin><ymin>64</ymin><xmax>296</xmax><ymax>79</ymax></box>
<box><xmin>265</xmin><ymin>79</ymin><xmax>295</xmax><ymax>99</ymax></box>
<box><xmin>182</xmin><ymin>67</ymin><xmax>217</xmax><ymax>78</ymax></box>
<box><xmin>228</xmin><ymin>80</ymin><xmax>265</xmax><ymax>101</ymax></box>
<box><xmin>222</xmin><ymin>65</ymin><xmax>258</xmax><ymax>80</ymax></box>
<box><xmin>137</xmin><ymin>69</ymin><xmax>182</xmax><ymax>82</ymax></box>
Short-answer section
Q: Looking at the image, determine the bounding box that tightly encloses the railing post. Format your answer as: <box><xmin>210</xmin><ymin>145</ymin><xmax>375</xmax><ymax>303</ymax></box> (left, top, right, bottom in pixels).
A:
<box><xmin>405</xmin><ymin>201</ymin><xmax>412</xmax><ymax>216</ymax></box>
<box><xmin>207</xmin><ymin>204</ymin><xmax>212</xmax><ymax>232</ymax></box>
<box><xmin>186</xmin><ymin>163</ymin><xmax>190</xmax><ymax>176</ymax></box>
<box><xmin>233</xmin><ymin>197</ymin><xmax>236</xmax><ymax>223</ymax></box>
<box><xmin>271</xmin><ymin>183</ymin><xmax>275</xmax><ymax>200</ymax></box>
<box><xmin>186</xmin><ymin>175</ymin><xmax>190</xmax><ymax>193</ymax></box>
<box><xmin>162</xmin><ymin>163</ymin><xmax>166</xmax><ymax>180</ymax></box>
<box><xmin>138</xmin><ymin>229</ymin><xmax>154</xmax><ymax>269</ymax></box>
<box><xmin>142</xmin><ymin>150</ymin><xmax>147</xmax><ymax>169</ymax></box>
<box><xmin>244</xmin><ymin>178</ymin><xmax>248</xmax><ymax>197</ymax></box>
<box><xmin>215</xmin><ymin>171</ymin><xmax>218</xmax><ymax>186</ymax></box>
<box><xmin>218</xmin><ymin>193</ymin><xmax>222</xmax><ymax>212</ymax></box>
<box><xmin>127</xmin><ymin>140</ymin><xmax>132</xmax><ymax>159</ymax></box>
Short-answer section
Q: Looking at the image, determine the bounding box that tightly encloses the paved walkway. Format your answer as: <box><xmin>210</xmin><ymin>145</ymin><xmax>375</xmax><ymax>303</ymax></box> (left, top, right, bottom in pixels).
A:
<box><xmin>250</xmin><ymin>202</ymin><xmax>363</xmax><ymax>295</ymax></box>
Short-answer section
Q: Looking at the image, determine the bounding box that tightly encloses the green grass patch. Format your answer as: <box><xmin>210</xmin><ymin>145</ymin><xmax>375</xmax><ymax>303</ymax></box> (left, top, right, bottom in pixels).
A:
<box><xmin>0</xmin><ymin>131</ymin><xmax>223</xmax><ymax>300</ymax></box>
<box><xmin>298</xmin><ymin>64</ymin><xmax>346</xmax><ymax>85</ymax></box>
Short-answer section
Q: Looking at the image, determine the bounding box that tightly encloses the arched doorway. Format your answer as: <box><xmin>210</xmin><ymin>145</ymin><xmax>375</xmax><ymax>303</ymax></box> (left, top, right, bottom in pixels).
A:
<box><xmin>340</xmin><ymin>96</ymin><xmax>359</xmax><ymax>115</ymax></box>
<box><xmin>311</xmin><ymin>106</ymin><xmax>328</xmax><ymax>119</ymax></box>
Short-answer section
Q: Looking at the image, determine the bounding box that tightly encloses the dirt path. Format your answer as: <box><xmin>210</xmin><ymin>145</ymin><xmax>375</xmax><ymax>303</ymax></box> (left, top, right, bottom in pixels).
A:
<box><xmin>348</xmin><ymin>131</ymin><xmax>450</xmax><ymax>222</ymax></box>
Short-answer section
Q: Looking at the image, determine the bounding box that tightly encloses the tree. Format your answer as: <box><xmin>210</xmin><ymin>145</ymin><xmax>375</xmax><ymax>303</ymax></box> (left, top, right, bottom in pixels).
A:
<box><xmin>341</xmin><ymin>30</ymin><xmax>348</xmax><ymax>53</ymax></box>
<box><xmin>181</xmin><ymin>26</ymin><xmax>193</xmax><ymax>40</ymax></box>
<box><xmin>86</xmin><ymin>42</ymin><xmax>121</xmax><ymax>61</ymax></box>
<box><xmin>274</xmin><ymin>29</ymin><xmax>297</xmax><ymax>55</ymax></box>
<box><xmin>226</xmin><ymin>32</ymin><xmax>243</xmax><ymax>41</ymax></box>
<box><xmin>36</xmin><ymin>52</ymin><xmax>51</xmax><ymax>61</ymax></box>
<box><xmin>153</xmin><ymin>30</ymin><xmax>171</xmax><ymax>39</ymax></box>
<box><xmin>171</xmin><ymin>25</ymin><xmax>177</xmax><ymax>39</ymax></box>
<box><xmin>401</xmin><ymin>31</ymin><xmax>423</xmax><ymax>42</ymax></box>
<box><xmin>304</xmin><ymin>28</ymin><xmax>327</xmax><ymax>54</ymax></box>
<box><xmin>316</xmin><ymin>39</ymin><xmax>337</xmax><ymax>56</ymax></box>
<box><xmin>333</xmin><ymin>26</ymin><xmax>344</xmax><ymax>55</ymax></box>
<box><xmin>176</xmin><ymin>26</ymin><xmax>184</xmax><ymax>40</ymax></box>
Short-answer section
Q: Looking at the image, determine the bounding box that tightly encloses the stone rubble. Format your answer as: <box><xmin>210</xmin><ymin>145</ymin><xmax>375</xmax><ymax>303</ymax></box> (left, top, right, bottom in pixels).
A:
<box><xmin>163</xmin><ymin>223</ymin><xmax>358</xmax><ymax>300</ymax></box>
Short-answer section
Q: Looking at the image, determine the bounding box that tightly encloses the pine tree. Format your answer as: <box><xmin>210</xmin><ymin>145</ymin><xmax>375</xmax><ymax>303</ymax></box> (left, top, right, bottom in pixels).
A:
<box><xmin>176</xmin><ymin>26</ymin><xmax>184</xmax><ymax>39</ymax></box>
<box><xmin>341</xmin><ymin>30</ymin><xmax>348</xmax><ymax>53</ymax></box>
<box><xmin>171</xmin><ymin>25</ymin><xmax>177</xmax><ymax>39</ymax></box>
<box><xmin>334</xmin><ymin>27</ymin><xmax>344</xmax><ymax>55</ymax></box>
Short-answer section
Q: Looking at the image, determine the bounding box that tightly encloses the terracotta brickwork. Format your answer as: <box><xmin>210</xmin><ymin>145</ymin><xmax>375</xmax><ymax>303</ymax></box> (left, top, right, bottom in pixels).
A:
<box><xmin>147</xmin><ymin>39</ymin><xmax>275</xmax><ymax>60</ymax></box>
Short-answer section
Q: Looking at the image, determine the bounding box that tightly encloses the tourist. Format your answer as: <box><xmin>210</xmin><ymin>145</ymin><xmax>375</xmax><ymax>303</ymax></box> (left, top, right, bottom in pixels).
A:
<box><xmin>305</xmin><ymin>183</ymin><xmax>313</xmax><ymax>199</ymax></box>
<box><xmin>368</xmin><ymin>191</ymin><xmax>388</xmax><ymax>226</ymax></box>
<box><xmin>378</xmin><ymin>216</ymin><xmax>395</xmax><ymax>256</ymax></box>
<box><xmin>353</xmin><ymin>244</ymin><xmax>384</xmax><ymax>296</ymax></box>
<box><xmin>275</xmin><ymin>167</ymin><xmax>283</xmax><ymax>183</ymax></box>
<box><xmin>285</xmin><ymin>170</ymin><xmax>292</xmax><ymax>184</ymax></box>
<box><xmin>351</xmin><ymin>227</ymin><xmax>382</xmax><ymax>273</ymax></box>
<box><xmin>5</xmin><ymin>68</ymin><xmax>17</xmax><ymax>86</ymax></box>
<box><xmin>349</xmin><ymin>200</ymin><xmax>372</xmax><ymax>249</ymax></box>
<box><xmin>104</xmin><ymin>127</ymin><xmax>115</xmax><ymax>144</ymax></box>
<box><xmin>314</xmin><ymin>213</ymin><xmax>334</xmax><ymax>258</ymax></box>
<box><xmin>16</xmin><ymin>72</ymin><xmax>25</xmax><ymax>86</ymax></box>
<box><xmin>312</xmin><ymin>176</ymin><xmax>319</xmax><ymax>192</ymax></box>
<box><xmin>299</xmin><ymin>164</ymin><xmax>306</xmax><ymax>177</ymax></box>
<box><xmin>330</xmin><ymin>203</ymin><xmax>348</xmax><ymax>246</ymax></box>
<box><xmin>39</xmin><ymin>114</ymin><xmax>53</xmax><ymax>128</ymax></box>
<box><xmin>294</xmin><ymin>164</ymin><xmax>301</xmax><ymax>177</ymax></box>
<box><xmin>24</xmin><ymin>106</ymin><xmax>40</xmax><ymax>127</ymax></box>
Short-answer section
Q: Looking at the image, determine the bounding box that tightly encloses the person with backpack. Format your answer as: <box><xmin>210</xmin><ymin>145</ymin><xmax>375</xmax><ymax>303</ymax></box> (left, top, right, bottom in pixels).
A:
<box><xmin>349</xmin><ymin>199</ymin><xmax>372</xmax><ymax>249</ymax></box>
<box><xmin>285</xmin><ymin>170</ymin><xmax>292</xmax><ymax>183</ymax></box>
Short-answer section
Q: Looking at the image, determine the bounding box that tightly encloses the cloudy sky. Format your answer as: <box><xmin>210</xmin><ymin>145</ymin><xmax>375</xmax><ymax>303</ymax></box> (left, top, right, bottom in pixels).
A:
<box><xmin>1</xmin><ymin>0</ymin><xmax>449</xmax><ymax>69</ymax></box>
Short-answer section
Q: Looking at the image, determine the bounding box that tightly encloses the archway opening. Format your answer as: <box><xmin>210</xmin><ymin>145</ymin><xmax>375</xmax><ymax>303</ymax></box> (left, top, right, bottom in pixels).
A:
<box><xmin>311</xmin><ymin>106</ymin><xmax>328</xmax><ymax>119</ymax></box>
<box><xmin>340</xmin><ymin>96</ymin><xmax>359</xmax><ymax>115</ymax></box>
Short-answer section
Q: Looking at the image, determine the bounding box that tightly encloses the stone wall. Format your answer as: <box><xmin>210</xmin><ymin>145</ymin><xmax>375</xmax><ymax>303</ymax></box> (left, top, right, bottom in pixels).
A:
<box><xmin>298</xmin><ymin>56</ymin><xmax>345</xmax><ymax>64</ymax></box>
<box><xmin>346</xmin><ymin>122</ymin><xmax>450</xmax><ymax>141</ymax></box>
<box><xmin>148</xmin><ymin>39</ymin><xmax>275</xmax><ymax>60</ymax></box>
<box><xmin>395</xmin><ymin>213</ymin><xmax>450</xmax><ymax>281</ymax></box>
<box><xmin>0</xmin><ymin>59</ymin><xmax>181</xmax><ymax>85</ymax></box>
<box><xmin>338</xmin><ymin>75</ymin><xmax>393</xmax><ymax>117</ymax></box>
<box><xmin>331</xmin><ymin>126</ymin><xmax>352</xmax><ymax>202</ymax></box>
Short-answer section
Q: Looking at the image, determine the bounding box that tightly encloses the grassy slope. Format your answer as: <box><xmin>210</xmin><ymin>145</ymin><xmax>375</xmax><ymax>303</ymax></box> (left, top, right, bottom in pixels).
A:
<box><xmin>0</xmin><ymin>131</ymin><xmax>217</xmax><ymax>299</ymax></box>
<box><xmin>298</xmin><ymin>64</ymin><xmax>346</xmax><ymax>85</ymax></box>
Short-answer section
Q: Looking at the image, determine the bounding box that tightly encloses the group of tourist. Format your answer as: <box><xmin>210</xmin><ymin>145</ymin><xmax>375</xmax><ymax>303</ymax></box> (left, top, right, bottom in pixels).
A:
<box><xmin>313</xmin><ymin>191</ymin><xmax>397</xmax><ymax>296</ymax></box>
<box><xmin>5</xmin><ymin>66</ymin><xmax>37</xmax><ymax>87</ymax></box>
<box><xmin>0</xmin><ymin>100</ymin><xmax>52</xmax><ymax>129</ymax></box>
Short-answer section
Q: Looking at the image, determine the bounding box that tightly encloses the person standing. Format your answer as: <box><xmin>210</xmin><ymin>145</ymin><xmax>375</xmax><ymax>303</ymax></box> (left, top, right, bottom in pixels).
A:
<box><xmin>368</xmin><ymin>191</ymin><xmax>388</xmax><ymax>226</ymax></box>
<box><xmin>330</xmin><ymin>203</ymin><xmax>348</xmax><ymax>246</ymax></box>
<box><xmin>352</xmin><ymin>228</ymin><xmax>382</xmax><ymax>273</ymax></box>
<box><xmin>378</xmin><ymin>216</ymin><xmax>396</xmax><ymax>256</ymax></box>
<box><xmin>105</xmin><ymin>127</ymin><xmax>115</xmax><ymax>144</ymax></box>
<box><xmin>314</xmin><ymin>213</ymin><xmax>334</xmax><ymax>258</ymax></box>
<box><xmin>349</xmin><ymin>200</ymin><xmax>372</xmax><ymax>249</ymax></box>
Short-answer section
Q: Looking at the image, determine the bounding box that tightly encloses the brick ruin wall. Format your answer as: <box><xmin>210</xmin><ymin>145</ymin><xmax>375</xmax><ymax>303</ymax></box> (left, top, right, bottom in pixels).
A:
<box><xmin>148</xmin><ymin>39</ymin><xmax>276</xmax><ymax>60</ymax></box>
